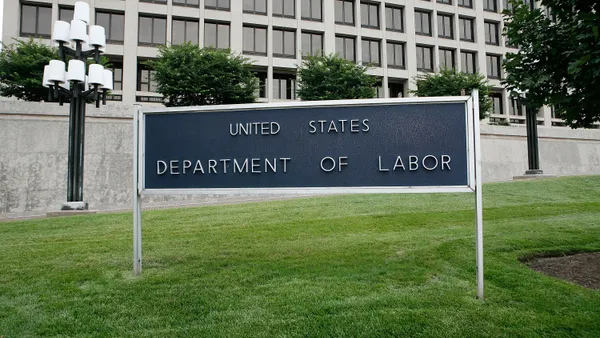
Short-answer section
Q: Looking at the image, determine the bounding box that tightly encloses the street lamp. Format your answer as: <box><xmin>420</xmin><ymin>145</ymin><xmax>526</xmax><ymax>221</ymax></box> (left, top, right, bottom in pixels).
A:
<box><xmin>42</xmin><ymin>1</ymin><xmax>113</xmax><ymax>210</ymax></box>
<box><xmin>513</xmin><ymin>90</ymin><xmax>543</xmax><ymax>175</ymax></box>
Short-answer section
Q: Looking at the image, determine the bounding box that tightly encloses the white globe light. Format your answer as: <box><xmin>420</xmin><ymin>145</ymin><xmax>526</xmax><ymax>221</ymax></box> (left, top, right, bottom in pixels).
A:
<box><xmin>88</xmin><ymin>64</ymin><xmax>105</xmax><ymax>85</ymax></box>
<box><xmin>69</xmin><ymin>20</ymin><xmax>87</xmax><ymax>42</ymax></box>
<box><xmin>89</xmin><ymin>26</ymin><xmax>106</xmax><ymax>47</ymax></box>
<box><xmin>52</xmin><ymin>21</ymin><xmax>71</xmax><ymax>43</ymax></box>
<box><xmin>67</xmin><ymin>60</ymin><xmax>86</xmax><ymax>82</ymax></box>
<box><xmin>48</xmin><ymin>60</ymin><xmax>66</xmax><ymax>83</ymax></box>
<box><xmin>102</xmin><ymin>69</ymin><xmax>114</xmax><ymax>91</ymax></box>
<box><xmin>42</xmin><ymin>65</ymin><xmax>51</xmax><ymax>87</ymax></box>
<box><xmin>74</xmin><ymin>2</ymin><xmax>90</xmax><ymax>24</ymax></box>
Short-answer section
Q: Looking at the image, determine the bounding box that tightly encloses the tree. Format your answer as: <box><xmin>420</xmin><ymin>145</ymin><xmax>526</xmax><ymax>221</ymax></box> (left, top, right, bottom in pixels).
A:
<box><xmin>0</xmin><ymin>38</ymin><xmax>57</xmax><ymax>101</ymax></box>
<box><xmin>149</xmin><ymin>43</ymin><xmax>259</xmax><ymax>106</ymax></box>
<box><xmin>297</xmin><ymin>53</ymin><xmax>377</xmax><ymax>100</ymax></box>
<box><xmin>503</xmin><ymin>0</ymin><xmax>600</xmax><ymax>128</ymax></box>
<box><xmin>411</xmin><ymin>68</ymin><xmax>492</xmax><ymax>119</ymax></box>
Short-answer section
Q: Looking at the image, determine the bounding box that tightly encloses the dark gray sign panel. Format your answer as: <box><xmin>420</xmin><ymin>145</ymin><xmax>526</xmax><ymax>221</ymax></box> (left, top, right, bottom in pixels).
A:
<box><xmin>140</xmin><ymin>99</ymin><xmax>474</xmax><ymax>192</ymax></box>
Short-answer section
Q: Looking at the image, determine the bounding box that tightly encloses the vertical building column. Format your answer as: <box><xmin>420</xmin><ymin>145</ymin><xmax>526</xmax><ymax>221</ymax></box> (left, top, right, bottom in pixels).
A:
<box><xmin>380</xmin><ymin>3</ymin><xmax>389</xmax><ymax>98</ymax></box>
<box><xmin>322</xmin><ymin>0</ymin><xmax>335</xmax><ymax>55</ymax></box>
<box><xmin>404</xmin><ymin>3</ymin><xmax>417</xmax><ymax>93</ymax></box>
<box><xmin>122</xmin><ymin>0</ymin><xmax>140</xmax><ymax>106</ymax></box>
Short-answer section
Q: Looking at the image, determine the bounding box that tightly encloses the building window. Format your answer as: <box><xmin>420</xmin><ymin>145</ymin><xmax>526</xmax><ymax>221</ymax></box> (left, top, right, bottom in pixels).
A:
<box><xmin>485</xmin><ymin>21</ymin><xmax>499</xmax><ymax>45</ymax></box>
<box><xmin>437</xmin><ymin>14</ymin><xmax>453</xmax><ymax>39</ymax></box>
<box><xmin>137</xmin><ymin>63</ymin><xmax>158</xmax><ymax>92</ymax></box>
<box><xmin>273</xmin><ymin>73</ymin><xmax>296</xmax><ymax>100</ymax></box>
<box><xmin>461</xmin><ymin>51</ymin><xmax>476</xmax><ymax>74</ymax></box>
<box><xmin>335</xmin><ymin>0</ymin><xmax>355</xmax><ymax>26</ymax></box>
<box><xmin>486</xmin><ymin>54</ymin><xmax>501</xmax><ymax>79</ymax></box>
<box><xmin>243</xmin><ymin>26</ymin><xmax>267</xmax><ymax>55</ymax></box>
<box><xmin>459</xmin><ymin>17</ymin><xmax>475</xmax><ymax>42</ymax></box>
<box><xmin>254</xmin><ymin>71</ymin><xmax>267</xmax><ymax>98</ymax></box>
<box><xmin>490</xmin><ymin>93</ymin><xmax>503</xmax><ymax>115</ymax></box>
<box><xmin>361</xmin><ymin>39</ymin><xmax>380</xmax><ymax>66</ymax></box>
<box><xmin>244</xmin><ymin>0</ymin><xmax>267</xmax><ymax>15</ymax></box>
<box><xmin>361</xmin><ymin>3</ymin><xmax>379</xmax><ymax>29</ymax></box>
<box><xmin>484</xmin><ymin>0</ymin><xmax>497</xmax><ymax>12</ymax></box>
<box><xmin>389</xmin><ymin>82</ymin><xmax>404</xmax><ymax>98</ymax></box>
<box><xmin>273</xmin><ymin>29</ymin><xmax>296</xmax><ymax>58</ymax></box>
<box><xmin>509</xmin><ymin>96</ymin><xmax>524</xmax><ymax>116</ymax></box>
<box><xmin>173</xmin><ymin>0</ymin><xmax>199</xmax><ymax>7</ymax></box>
<box><xmin>386</xmin><ymin>41</ymin><xmax>405</xmax><ymax>69</ymax></box>
<box><xmin>20</xmin><ymin>3</ymin><xmax>51</xmax><ymax>38</ymax></box>
<box><xmin>273</xmin><ymin>0</ymin><xmax>295</xmax><ymax>18</ymax></box>
<box><xmin>106</xmin><ymin>61</ymin><xmax>123</xmax><ymax>101</ymax></box>
<box><xmin>205</xmin><ymin>0</ymin><xmax>230</xmax><ymax>11</ymax></box>
<box><xmin>302</xmin><ymin>0</ymin><xmax>322</xmax><ymax>21</ymax></box>
<box><xmin>416</xmin><ymin>45</ymin><xmax>433</xmax><ymax>71</ymax></box>
<box><xmin>138</xmin><ymin>16</ymin><xmax>167</xmax><ymax>46</ymax></box>
<box><xmin>171</xmin><ymin>18</ymin><xmax>199</xmax><ymax>45</ymax></box>
<box><xmin>335</xmin><ymin>36</ymin><xmax>356</xmax><ymax>61</ymax></box>
<box><xmin>96</xmin><ymin>12</ymin><xmax>125</xmax><ymax>43</ymax></box>
<box><xmin>439</xmin><ymin>48</ymin><xmax>455</xmax><ymax>70</ymax></box>
<box><xmin>415</xmin><ymin>11</ymin><xmax>431</xmax><ymax>36</ymax></box>
<box><xmin>301</xmin><ymin>32</ymin><xmax>323</xmax><ymax>56</ymax></box>
<box><xmin>140</xmin><ymin>0</ymin><xmax>167</xmax><ymax>4</ymax></box>
<box><xmin>59</xmin><ymin>7</ymin><xmax>74</xmax><ymax>22</ymax></box>
<box><xmin>385</xmin><ymin>6</ymin><xmax>403</xmax><ymax>32</ymax></box>
<box><xmin>458</xmin><ymin>0</ymin><xmax>472</xmax><ymax>7</ymax></box>
<box><xmin>503</xmin><ymin>0</ymin><xmax>513</xmax><ymax>11</ymax></box>
<box><xmin>204</xmin><ymin>22</ymin><xmax>229</xmax><ymax>49</ymax></box>
<box><xmin>437</xmin><ymin>0</ymin><xmax>451</xmax><ymax>4</ymax></box>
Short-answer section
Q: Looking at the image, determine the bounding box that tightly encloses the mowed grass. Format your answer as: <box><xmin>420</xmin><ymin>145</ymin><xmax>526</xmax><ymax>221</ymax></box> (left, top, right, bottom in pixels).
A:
<box><xmin>1</xmin><ymin>176</ymin><xmax>600</xmax><ymax>337</ymax></box>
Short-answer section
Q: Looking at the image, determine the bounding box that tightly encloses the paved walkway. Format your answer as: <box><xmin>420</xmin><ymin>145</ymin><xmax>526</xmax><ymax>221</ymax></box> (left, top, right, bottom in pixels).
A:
<box><xmin>0</xmin><ymin>194</ymin><xmax>315</xmax><ymax>222</ymax></box>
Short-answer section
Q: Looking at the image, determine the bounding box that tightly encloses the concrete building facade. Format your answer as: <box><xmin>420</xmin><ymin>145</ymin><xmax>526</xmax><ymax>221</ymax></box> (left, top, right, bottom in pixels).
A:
<box><xmin>2</xmin><ymin>0</ymin><xmax>569</xmax><ymax>127</ymax></box>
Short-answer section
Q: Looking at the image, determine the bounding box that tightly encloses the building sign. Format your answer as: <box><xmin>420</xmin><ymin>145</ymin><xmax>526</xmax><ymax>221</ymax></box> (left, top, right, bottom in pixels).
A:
<box><xmin>140</xmin><ymin>98</ymin><xmax>475</xmax><ymax>192</ymax></box>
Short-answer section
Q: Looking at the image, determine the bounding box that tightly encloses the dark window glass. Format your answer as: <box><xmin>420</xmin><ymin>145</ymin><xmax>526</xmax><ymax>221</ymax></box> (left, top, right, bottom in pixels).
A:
<box><xmin>361</xmin><ymin>3</ymin><xmax>379</xmax><ymax>29</ymax></box>
<box><xmin>460</xmin><ymin>51</ymin><xmax>476</xmax><ymax>74</ymax></box>
<box><xmin>484</xmin><ymin>0</ymin><xmax>497</xmax><ymax>12</ymax></box>
<box><xmin>361</xmin><ymin>39</ymin><xmax>380</xmax><ymax>65</ymax></box>
<box><xmin>437</xmin><ymin>0</ymin><xmax>451</xmax><ymax>4</ymax></box>
<box><xmin>107</xmin><ymin>60</ymin><xmax>124</xmax><ymax>91</ymax></box>
<box><xmin>96</xmin><ymin>12</ymin><xmax>125</xmax><ymax>43</ymax></box>
<box><xmin>485</xmin><ymin>21</ymin><xmax>499</xmax><ymax>45</ymax></box>
<box><xmin>59</xmin><ymin>7</ymin><xmax>74</xmax><ymax>22</ymax></box>
<box><xmin>335</xmin><ymin>36</ymin><xmax>355</xmax><ymax>61</ymax></box>
<box><xmin>439</xmin><ymin>48</ymin><xmax>455</xmax><ymax>69</ymax></box>
<box><xmin>509</xmin><ymin>95</ymin><xmax>524</xmax><ymax>116</ymax></box>
<box><xmin>385</xmin><ymin>6</ymin><xmax>403</xmax><ymax>32</ymax></box>
<box><xmin>172</xmin><ymin>19</ymin><xmax>199</xmax><ymax>45</ymax></box>
<box><xmin>459</xmin><ymin>17</ymin><xmax>474</xmax><ymax>42</ymax></box>
<box><xmin>20</xmin><ymin>4</ymin><xmax>51</xmax><ymax>38</ymax></box>
<box><xmin>140</xmin><ymin>0</ymin><xmax>167</xmax><ymax>4</ymax></box>
<box><xmin>302</xmin><ymin>32</ymin><xmax>323</xmax><ymax>56</ymax></box>
<box><xmin>389</xmin><ymin>82</ymin><xmax>404</xmax><ymax>98</ymax></box>
<box><xmin>273</xmin><ymin>73</ymin><xmax>296</xmax><ymax>100</ymax></box>
<box><xmin>273</xmin><ymin>0</ymin><xmax>295</xmax><ymax>18</ymax></box>
<box><xmin>458</xmin><ymin>0</ymin><xmax>472</xmax><ymax>7</ymax></box>
<box><xmin>386</xmin><ymin>41</ymin><xmax>404</xmax><ymax>69</ymax></box>
<box><xmin>253</xmin><ymin>71</ymin><xmax>267</xmax><ymax>98</ymax></box>
<box><xmin>205</xmin><ymin>0</ymin><xmax>230</xmax><ymax>11</ymax></box>
<box><xmin>139</xmin><ymin>16</ymin><xmax>166</xmax><ymax>45</ymax></box>
<box><xmin>243</xmin><ymin>26</ymin><xmax>267</xmax><ymax>55</ymax></box>
<box><xmin>335</xmin><ymin>0</ymin><xmax>354</xmax><ymax>25</ymax></box>
<box><xmin>273</xmin><ymin>29</ymin><xmax>296</xmax><ymax>58</ymax></box>
<box><xmin>302</xmin><ymin>0</ymin><xmax>322</xmax><ymax>21</ymax></box>
<box><xmin>416</xmin><ymin>45</ymin><xmax>433</xmax><ymax>71</ymax></box>
<box><xmin>437</xmin><ymin>14</ymin><xmax>453</xmax><ymax>39</ymax></box>
<box><xmin>415</xmin><ymin>11</ymin><xmax>431</xmax><ymax>36</ymax></box>
<box><xmin>490</xmin><ymin>93</ymin><xmax>503</xmax><ymax>115</ymax></box>
<box><xmin>173</xmin><ymin>0</ymin><xmax>199</xmax><ymax>6</ymax></box>
<box><xmin>486</xmin><ymin>54</ymin><xmax>501</xmax><ymax>78</ymax></box>
<box><xmin>204</xmin><ymin>22</ymin><xmax>230</xmax><ymax>49</ymax></box>
<box><xmin>244</xmin><ymin>0</ymin><xmax>267</xmax><ymax>14</ymax></box>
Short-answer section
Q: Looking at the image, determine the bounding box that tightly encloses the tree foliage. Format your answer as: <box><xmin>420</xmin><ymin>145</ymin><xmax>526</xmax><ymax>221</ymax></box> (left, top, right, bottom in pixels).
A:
<box><xmin>503</xmin><ymin>0</ymin><xmax>600</xmax><ymax>128</ymax></box>
<box><xmin>149</xmin><ymin>43</ymin><xmax>258</xmax><ymax>106</ymax></box>
<box><xmin>411</xmin><ymin>69</ymin><xmax>492</xmax><ymax>119</ymax></box>
<box><xmin>297</xmin><ymin>53</ymin><xmax>377</xmax><ymax>101</ymax></box>
<box><xmin>0</xmin><ymin>38</ymin><xmax>57</xmax><ymax>101</ymax></box>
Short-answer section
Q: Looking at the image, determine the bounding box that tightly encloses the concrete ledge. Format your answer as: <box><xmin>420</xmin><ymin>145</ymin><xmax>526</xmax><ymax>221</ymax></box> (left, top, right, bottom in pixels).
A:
<box><xmin>46</xmin><ymin>210</ymin><xmax>97</xmax><ymax>217</ymax></box>
<box><xmin>513</xmin><ymin>174</ymin><xmax>558</xmax><ymax>181</ymax></box>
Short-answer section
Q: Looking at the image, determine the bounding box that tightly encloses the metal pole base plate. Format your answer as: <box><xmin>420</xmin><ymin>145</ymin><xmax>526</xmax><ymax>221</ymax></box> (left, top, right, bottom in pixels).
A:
<box><xmin>60</xmin><ymin>201</ymin><xmax>89</xmax><ymax>211</ymax></box>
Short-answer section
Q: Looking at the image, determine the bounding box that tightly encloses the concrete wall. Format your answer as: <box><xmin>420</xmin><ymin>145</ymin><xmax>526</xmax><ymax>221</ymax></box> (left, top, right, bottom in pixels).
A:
<box><xmin>1</xmin><ymin>100</ymin><xmax>600</xmax><ymax>214</ymax></box>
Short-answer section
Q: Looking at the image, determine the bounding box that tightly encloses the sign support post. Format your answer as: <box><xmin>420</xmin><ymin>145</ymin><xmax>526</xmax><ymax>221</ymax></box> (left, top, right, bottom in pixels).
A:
<box><xmin>133</xmin><ymin>106</ymin><xmax>142</xmax><ymax>276</ymax></box>
<box><xmin>472</xmin><ymin>90</ymin><xmax>484</xmax><ymax>300</ymax></box>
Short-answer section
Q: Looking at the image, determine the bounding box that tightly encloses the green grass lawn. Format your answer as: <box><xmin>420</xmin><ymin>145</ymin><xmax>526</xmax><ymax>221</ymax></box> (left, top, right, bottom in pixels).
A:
<box><xmin>1</xmin><ymin>176</ymin><xmax>599</xmax><ymax>337</ymax></box>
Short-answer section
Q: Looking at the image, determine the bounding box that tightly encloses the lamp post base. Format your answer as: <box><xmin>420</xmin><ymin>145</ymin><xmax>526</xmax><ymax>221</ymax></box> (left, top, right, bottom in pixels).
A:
<box><xmin>525</xmin><ymin>169</ymin><xmax>544</xmax><ymax>175</ymax></box>
<box><xmin>513</xmin><ymin>172</ymin><xmax>557</xmax><ymax>181</ymax></box>
<box><xmin>60</xmin><ymin>201</ymin><xmax>89</xmax><ymax>210</ymax></box>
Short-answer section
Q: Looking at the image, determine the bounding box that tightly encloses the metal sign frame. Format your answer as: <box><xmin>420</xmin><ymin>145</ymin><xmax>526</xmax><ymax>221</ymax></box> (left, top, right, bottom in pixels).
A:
<box><xmin>132</xmin><ymin>91</ymin><xmax>484</xmax><ymax>299</ymax></box>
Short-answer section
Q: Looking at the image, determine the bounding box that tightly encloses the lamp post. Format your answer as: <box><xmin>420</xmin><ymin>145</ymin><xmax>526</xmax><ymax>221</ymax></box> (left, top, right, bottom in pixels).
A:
<box><xmin>42</xmin><ymin>1</ymin><xmax>113</xmax><ymax>210</ymax></box>
<box><xmin>515</xmin><ymin>91</ymin><xmax>543</xmax><ymax>175</ymax></box>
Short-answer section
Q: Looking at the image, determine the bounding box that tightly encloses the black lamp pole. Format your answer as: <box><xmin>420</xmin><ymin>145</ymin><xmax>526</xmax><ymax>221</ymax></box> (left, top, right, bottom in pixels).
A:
<box><xmin>48</xmin><ymin>43</ymin><xmax>109</xmax><ymax>208</ymax></box>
